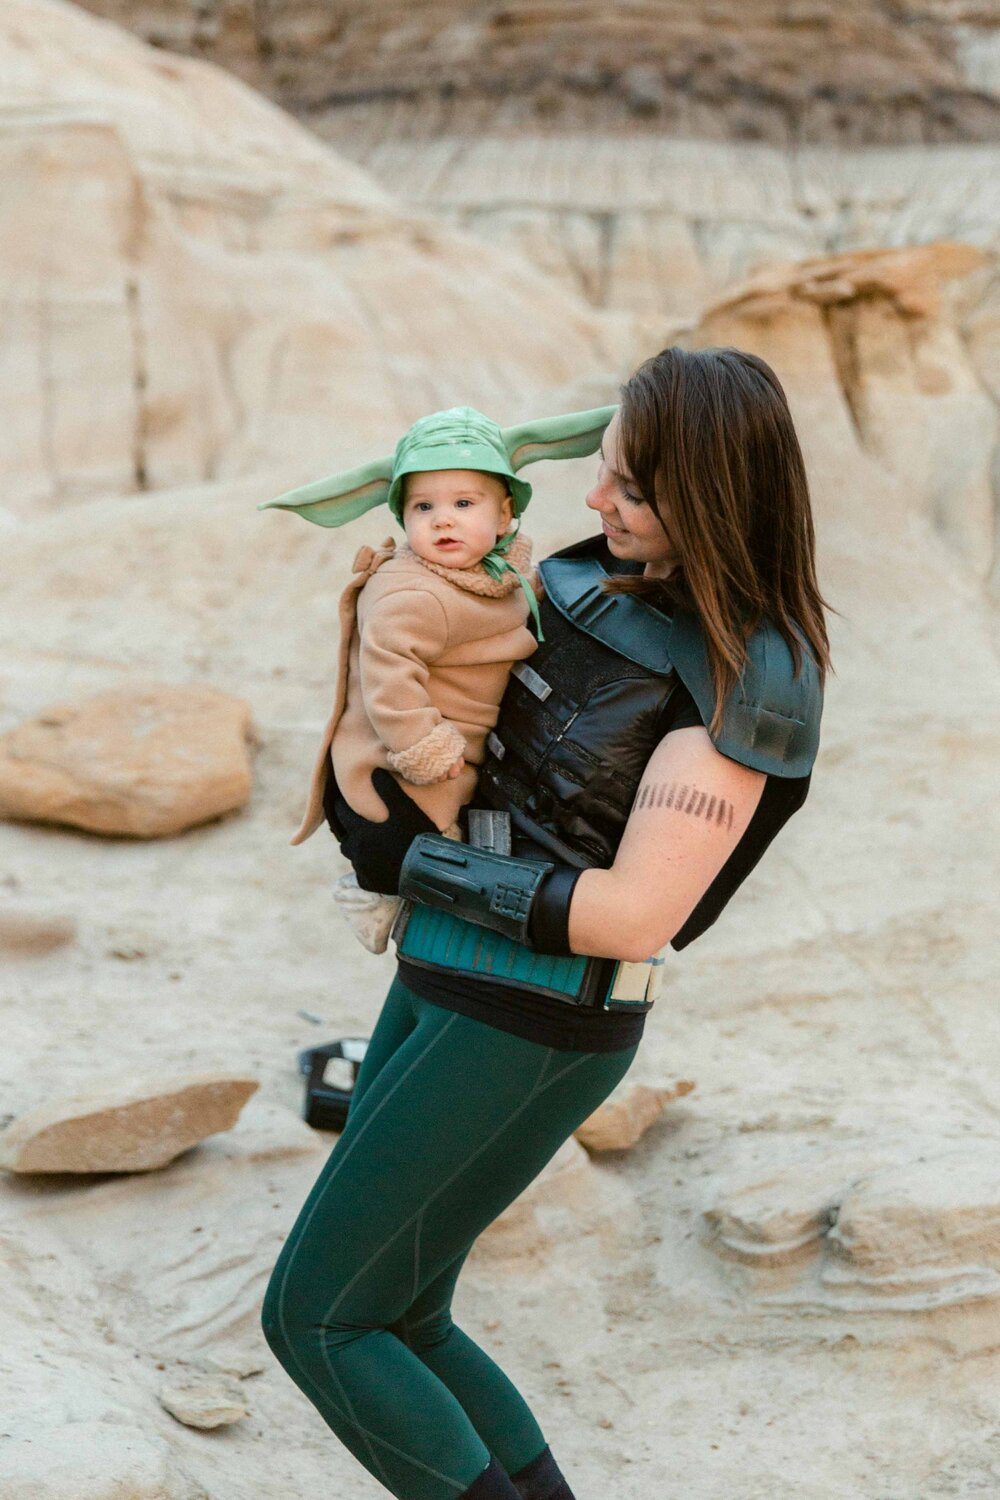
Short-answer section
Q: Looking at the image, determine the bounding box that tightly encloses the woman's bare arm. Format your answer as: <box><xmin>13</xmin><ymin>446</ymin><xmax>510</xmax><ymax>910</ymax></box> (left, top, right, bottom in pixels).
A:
<box><xmin>567</xmin><ymin>727</ymin><xmax>767</xmax><ymax>961</ymax></box>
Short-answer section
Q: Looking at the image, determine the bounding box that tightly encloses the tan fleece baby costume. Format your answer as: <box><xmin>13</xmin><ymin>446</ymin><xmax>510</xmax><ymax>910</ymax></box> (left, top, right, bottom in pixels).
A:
<box><xmin>290</xmin><ymin>532</ymin><xmax>537</xmax><ymax>845</ymax></box>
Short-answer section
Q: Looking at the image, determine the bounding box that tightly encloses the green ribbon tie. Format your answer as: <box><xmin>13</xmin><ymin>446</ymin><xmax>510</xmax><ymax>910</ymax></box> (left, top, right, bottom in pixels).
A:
<box><xmin>480</xmin><ymin>529</ymin><xmax>544</xmax><ymax>642</ymax></box>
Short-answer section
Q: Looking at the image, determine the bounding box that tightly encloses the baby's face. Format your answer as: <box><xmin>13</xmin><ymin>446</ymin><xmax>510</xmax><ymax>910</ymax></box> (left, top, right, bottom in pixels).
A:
<box><xmin>402</xmin><ymin>469</ymin><xmax>513</xmax><ymax>569</ymax></box>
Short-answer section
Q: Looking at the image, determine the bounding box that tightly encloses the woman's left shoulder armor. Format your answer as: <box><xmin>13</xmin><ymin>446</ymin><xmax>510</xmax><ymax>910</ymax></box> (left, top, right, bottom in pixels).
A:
<box><xmin>669</xmin><ymin>611</ymin><xmax>823</xmax><ymax>778</ymax></box>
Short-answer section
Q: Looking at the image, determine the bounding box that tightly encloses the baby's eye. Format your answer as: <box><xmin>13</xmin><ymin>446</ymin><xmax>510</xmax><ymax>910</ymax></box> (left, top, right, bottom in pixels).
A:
<box><xmin>455</xmin><ymin>498</ymin><xmax>474</xmax><ymax>508</ymax></box>
<box><xmin>414</xmin><ymin>501</ymin><xmax>433</xmax><ymax>512</ymax></box>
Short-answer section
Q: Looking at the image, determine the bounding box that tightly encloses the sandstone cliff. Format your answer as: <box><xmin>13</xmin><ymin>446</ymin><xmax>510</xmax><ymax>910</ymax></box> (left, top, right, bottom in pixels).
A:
<box><xmin>1</xmin><ymin>0</ymin><xmax>612</xmax><ymax>513</ymax></box>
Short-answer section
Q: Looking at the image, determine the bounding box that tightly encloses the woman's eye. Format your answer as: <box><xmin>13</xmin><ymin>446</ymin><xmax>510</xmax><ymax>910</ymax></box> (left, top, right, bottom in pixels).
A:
<box><xmin>620</xmin><ymin>484</ymin><xmax>643</xmax><ymax>504</ymax></box>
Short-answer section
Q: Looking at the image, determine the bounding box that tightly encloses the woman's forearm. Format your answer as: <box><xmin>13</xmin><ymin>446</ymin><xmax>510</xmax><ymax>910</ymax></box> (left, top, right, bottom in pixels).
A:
<box><xmin>566</xmin><ymin>867</ymin><xmax>687</xmax><ymax>963</ymax></box>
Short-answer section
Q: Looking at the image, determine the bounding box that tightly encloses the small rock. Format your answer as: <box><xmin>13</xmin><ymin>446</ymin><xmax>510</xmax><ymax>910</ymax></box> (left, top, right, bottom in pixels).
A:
<box><xmin>158</xmin><ymin>1370</ymin><xmax>248</xmax><ymax>1429</ymax></box>
<box><xmin>0</xmin><ymin>908</ymin><xmax>77</xmax><ymax>955</ymax></box>
<box><xmin>0</xmin><ymin>683</ymin><xmax>254</xmax><ymax>837</ymax></box>
<box><xmin>0</xmin><ymin>1072</ymin><xmax>259</xmax><ymax>1174</ymax></box>
<box><xmin>575</xmin><ymin>1080</ymin><xmax>695</xmax><ymax>1152</ymax></box>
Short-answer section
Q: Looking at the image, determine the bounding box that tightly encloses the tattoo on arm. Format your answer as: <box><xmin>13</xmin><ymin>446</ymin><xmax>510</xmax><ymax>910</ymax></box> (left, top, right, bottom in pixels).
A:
<box><xmin>631</xmin><ymin>780</ymin><xmax>734</xmax><ymax>829</ymax></box>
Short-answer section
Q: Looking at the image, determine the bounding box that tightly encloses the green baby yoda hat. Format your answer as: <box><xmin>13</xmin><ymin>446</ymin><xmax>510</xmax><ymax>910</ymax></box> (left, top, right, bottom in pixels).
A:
<box><xmin>257</xmin><ymin>403</ymin><xmax>618</xmax><ymax>528</ymax></box>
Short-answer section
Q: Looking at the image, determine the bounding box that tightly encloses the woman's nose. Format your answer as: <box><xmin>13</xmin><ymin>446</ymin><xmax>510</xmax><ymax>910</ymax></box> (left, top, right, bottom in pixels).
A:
<box><xmin>585</xmin><ymin>476</ymin><xmax>614</xmax><ymax>513</ymax></box>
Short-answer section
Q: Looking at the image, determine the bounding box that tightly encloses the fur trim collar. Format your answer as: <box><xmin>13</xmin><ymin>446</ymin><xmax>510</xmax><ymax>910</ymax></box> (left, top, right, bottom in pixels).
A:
<box><xmin>399</xmin><ymin>533</ymin><xmax>533</xmax><ymax>598</ymax></box>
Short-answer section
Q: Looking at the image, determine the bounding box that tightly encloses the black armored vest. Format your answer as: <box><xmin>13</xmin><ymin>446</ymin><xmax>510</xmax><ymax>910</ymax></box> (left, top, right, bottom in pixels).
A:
<box><xmin>480</xmin><ymin>545</ymin><xmax>680</xmax><ymax>871</ymax></box>
<box><xmin>478</xmin><ymin>534</ymin><xmax>823</xmax><ymax>950</ymax></box>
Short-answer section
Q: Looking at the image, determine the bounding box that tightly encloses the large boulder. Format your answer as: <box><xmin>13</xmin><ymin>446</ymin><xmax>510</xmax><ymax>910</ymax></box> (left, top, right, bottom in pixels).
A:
<box><xmin>0</xmin><ymin>683</ymin><xmax>254</xmax><ymax>836</ymax></box>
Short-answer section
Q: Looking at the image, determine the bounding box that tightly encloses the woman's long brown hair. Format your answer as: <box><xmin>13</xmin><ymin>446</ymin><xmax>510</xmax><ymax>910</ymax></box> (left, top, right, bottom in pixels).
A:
<box><xmin>605</xmin><ymin>346</ymin><xmax>832</xmax><ymax>735</ymax></box>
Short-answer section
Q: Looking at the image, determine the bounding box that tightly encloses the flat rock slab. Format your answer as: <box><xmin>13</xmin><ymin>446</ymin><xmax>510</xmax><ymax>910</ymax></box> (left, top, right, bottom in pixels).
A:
<box><xmin>0</xmin><ymin>683</ymin><xmax>255</xmax><ymax>837</ymax></box>
<box><xmin>158</xmin><ymin>1370</ymin><xmax>248</xmax><ymax>1429</ymax></box>
<box><xmin>0</xmin><ymin>1072</ymin><xmax>259</xmax><ymax>1174</ymax></box>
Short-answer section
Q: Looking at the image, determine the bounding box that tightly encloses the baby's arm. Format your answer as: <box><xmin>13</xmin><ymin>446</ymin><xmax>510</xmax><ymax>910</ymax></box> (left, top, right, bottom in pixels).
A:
<box><xmin>358</xmin><ymin>587</ymin><xmax>466</xmax><ymax>785</ymax></box>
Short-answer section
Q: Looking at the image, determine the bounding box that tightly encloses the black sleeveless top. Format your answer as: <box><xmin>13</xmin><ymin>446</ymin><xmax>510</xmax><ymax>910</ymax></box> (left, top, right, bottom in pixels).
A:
<box><xmin>332</xmin><ymin>542</ymin><xmax>813</xmax><ymax>1052</ymax></box>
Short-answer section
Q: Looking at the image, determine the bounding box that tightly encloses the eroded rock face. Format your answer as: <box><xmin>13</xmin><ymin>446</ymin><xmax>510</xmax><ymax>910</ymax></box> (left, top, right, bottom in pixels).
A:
<box><xmin>705</xmin><ymin>1138</ymin><xmax>1000</xmax><ymax>1320</ymax></box>
<box><xmin>0</xmin><ymin>1072</ymin><xmax>259</xmax><ymax>1173</ymax></box>
<box><xmin>0</xmin><ymin>0</ymin><xmax>611</xmax><ymax>513</ymax></box>
<box><xmin>0</xmin><ymin>683</ymin><xmax>254</xmax><ymax>837</ymax></box>
<box><xmin>693</xmin><ymin>242</ymin><xmax>1000</xmax><ymax>585</ymax></box>
<box><xmin>824</xmin><ymin>1150</ymin><xmax>1000</xmax><ymax>1311</ymax></box>
<box><xmin>72</xmin><ymin>0</ymin><xmax>1000</xmax><ymax>147</ymax></box>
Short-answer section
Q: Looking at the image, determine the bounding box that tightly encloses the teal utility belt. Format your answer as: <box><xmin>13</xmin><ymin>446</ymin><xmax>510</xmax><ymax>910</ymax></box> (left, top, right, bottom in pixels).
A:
<box><xmin>392</xmin><ymin>903</ymin><xmax>662</xmax><ymax>1014</ymax></box>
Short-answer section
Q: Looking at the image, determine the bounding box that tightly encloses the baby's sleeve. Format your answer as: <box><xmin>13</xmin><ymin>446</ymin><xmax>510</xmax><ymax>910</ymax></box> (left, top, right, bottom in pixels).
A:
<box><xmin>358</xmin><ymin>587</ymin><xmax>466</xmax><ymax>784</ymax></box>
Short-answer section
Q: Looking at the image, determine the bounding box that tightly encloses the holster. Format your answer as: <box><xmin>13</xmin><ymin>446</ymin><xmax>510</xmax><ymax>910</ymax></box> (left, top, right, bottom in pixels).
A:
<box><xmin>393</xmin><ymin>810</ymin><xmax>662</xmax><ymax>1014</ymax></box>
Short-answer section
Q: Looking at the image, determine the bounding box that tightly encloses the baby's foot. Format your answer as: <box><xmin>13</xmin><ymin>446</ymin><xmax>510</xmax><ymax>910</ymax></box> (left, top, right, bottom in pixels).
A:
<box><xmin>332</xmin><ymin>872</ymin><xmax>400</xmax><ymax>955</ymax></box>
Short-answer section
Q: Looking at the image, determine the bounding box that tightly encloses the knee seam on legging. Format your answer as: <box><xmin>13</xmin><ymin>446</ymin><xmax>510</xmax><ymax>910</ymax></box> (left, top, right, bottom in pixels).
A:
<box><xmin>320</xmin><ymin>1044</ymin><xmax>589</xmax><ymax>1329</ymax></box>
<box><xmin>274</xmin><ymin>1039</ymin><xmax>595</xmax><ymax>1495</ymax></box>
<box><xmin>269</xmin><ymin>1015</ymin><xmax>465</xmax><ymax>1487</ymax></box>
<box><xmin>281</xmin><ymin>1355</ymin><xmax>478</xmax><ymax>1493</ymax></box>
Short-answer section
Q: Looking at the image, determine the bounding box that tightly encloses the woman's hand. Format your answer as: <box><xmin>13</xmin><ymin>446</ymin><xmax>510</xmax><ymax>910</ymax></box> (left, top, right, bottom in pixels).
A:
<box><xmin>567</xmin><ymin>726</ymin><xmax>767</xmax><ymax>961</ymax></box>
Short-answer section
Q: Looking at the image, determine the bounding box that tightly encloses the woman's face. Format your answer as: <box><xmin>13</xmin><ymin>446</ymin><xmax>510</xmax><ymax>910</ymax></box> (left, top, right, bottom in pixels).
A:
<box><xmin>584</xmin><ymin>412</ymin><xmax>678</xmax><ymax>577</ymax></box>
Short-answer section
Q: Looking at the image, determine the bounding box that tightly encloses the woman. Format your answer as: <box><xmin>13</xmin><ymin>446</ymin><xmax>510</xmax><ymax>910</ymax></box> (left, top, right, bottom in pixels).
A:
<box><xmin>261</xmin><ymin>346</ymin><xmax>830</xmax><ymax>1500</ymax></box>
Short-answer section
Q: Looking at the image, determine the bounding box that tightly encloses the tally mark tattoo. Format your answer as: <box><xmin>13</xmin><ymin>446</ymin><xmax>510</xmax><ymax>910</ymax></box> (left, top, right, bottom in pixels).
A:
<box><xmin>631</xmin><ymin>781</ymin><xmax>734</xmax><ymax>829</ymax></box>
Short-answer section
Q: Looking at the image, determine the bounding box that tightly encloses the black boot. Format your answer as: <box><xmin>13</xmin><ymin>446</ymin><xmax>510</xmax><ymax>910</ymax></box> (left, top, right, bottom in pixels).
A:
<box><xmin>509</xmin><ymin>1444</ymin><xmax>577</xmax><ymax>1500</ymax></box>
<box><xmin>459</xmin><ymin>1454</ymin><xmax>524</xmax><ymax>1499</ymax></box>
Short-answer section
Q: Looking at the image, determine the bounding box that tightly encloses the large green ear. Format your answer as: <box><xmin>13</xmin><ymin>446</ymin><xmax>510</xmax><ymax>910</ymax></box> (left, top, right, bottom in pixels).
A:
<box><xmin>501</xmin><ymin>405</ymin><xmax>618</xmax><ymax>471</ymax></box>
<box><xmin>257</xmin><ymin>455</ymin><xmax>394</xmax><ymax>528</ymax></box>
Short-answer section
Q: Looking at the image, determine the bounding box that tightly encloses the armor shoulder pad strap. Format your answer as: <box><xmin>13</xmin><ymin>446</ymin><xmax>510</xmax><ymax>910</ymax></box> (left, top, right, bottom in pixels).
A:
<box><xmin>669</xmin><ymin>609</ymin><xmax>823</xmax><ymax>778</ymax></box>
<box><xmin>539</xmin><ymin>552</ymin><xmax>674</xmax><ymax>675</ymax></box>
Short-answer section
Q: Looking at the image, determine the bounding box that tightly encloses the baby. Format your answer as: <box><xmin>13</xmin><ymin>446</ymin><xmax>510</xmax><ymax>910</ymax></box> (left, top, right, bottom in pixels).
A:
<box><xmin>259</xmin><ymin>401</ymin><xmax>615</xmax><ymax>952</ymax></box>
<box><xmin>285</xmin><ymin>407</ymin><xmax>540</xmax><ymax>950</ymax></box>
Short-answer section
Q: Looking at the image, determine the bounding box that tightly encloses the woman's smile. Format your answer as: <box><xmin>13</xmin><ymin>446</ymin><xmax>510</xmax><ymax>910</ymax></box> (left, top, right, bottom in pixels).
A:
<box><xmin>585</xmin><ymin>412</ymin><xmax>678</xmax><ymax>574</ymax></box>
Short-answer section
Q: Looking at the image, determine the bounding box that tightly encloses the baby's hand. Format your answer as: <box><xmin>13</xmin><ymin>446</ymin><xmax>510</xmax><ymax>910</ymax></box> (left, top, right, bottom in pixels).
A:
<box><xmin>436</xmin><ymin>755</ymin><xmax>465</xmax><ymax>783</ymax></box>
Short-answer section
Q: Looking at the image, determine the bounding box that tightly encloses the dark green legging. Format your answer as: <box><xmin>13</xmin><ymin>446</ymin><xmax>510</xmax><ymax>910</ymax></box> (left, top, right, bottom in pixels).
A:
<box><xmin>261</xmin><ymin>975</ymin><xmax>639</xmax><ymax>1500</ymax></box>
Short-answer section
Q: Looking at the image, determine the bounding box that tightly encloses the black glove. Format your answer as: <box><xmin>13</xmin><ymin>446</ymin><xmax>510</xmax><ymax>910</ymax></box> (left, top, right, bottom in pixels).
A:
<box><xmin>338</xmin><ymin>768</ymin><xmax>439</xmax><ymax>895</ymax></box>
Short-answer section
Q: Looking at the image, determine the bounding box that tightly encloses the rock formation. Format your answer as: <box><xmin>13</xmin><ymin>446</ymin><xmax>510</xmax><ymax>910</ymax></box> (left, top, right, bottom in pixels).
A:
<box><xmin>0</xmin><ymin>0</ymin><xmax>611</xmax><ymax>514</ymax></box>
<box><xmin>72</xmin><ymin>0</ymin><xmax>1000</xmax><ymax>147</ymax></box>
<box><xmin>67</xmin><ymin>0</ymin><xmax>1000</xmax><ymax>324</ymax></box>
<box><xmin>691</xmin><ymin>242</ymin><xmax>1000</xmax><ymax>585</ymax></box>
